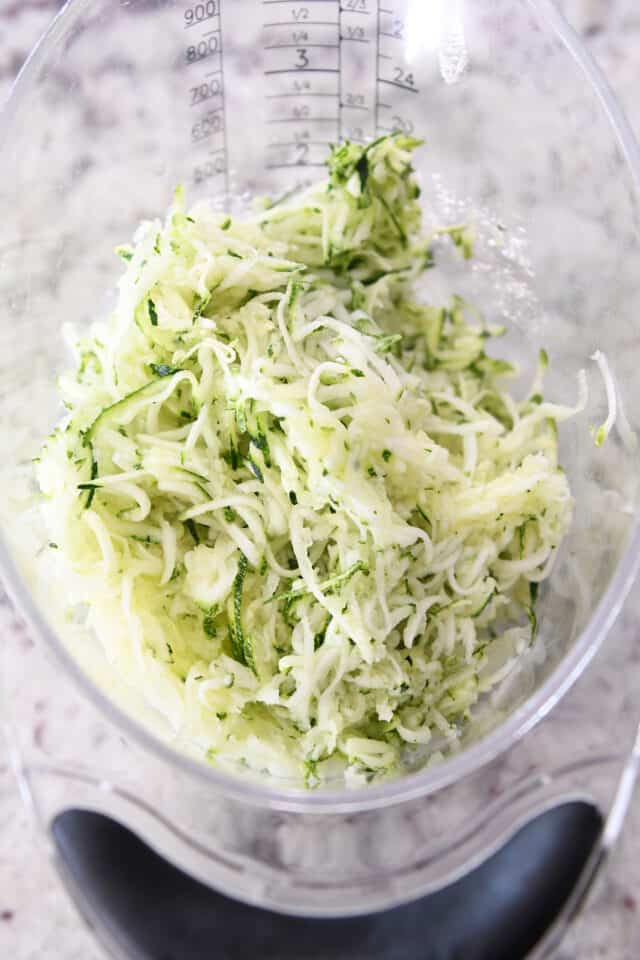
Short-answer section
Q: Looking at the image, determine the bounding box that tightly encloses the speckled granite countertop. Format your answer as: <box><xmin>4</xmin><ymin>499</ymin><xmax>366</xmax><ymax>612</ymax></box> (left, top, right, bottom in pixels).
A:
<box><xmin>1</xmin><ymin>1</ymin><xmax>640</xmax><ymax>957</ymax></box>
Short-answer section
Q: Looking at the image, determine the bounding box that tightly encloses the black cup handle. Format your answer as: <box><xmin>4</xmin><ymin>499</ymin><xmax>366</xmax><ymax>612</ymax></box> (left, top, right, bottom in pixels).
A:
<box><xmin>51</xmin><ymin>800</ymin><xmax>601</xmax><ymax>960</ymax></box>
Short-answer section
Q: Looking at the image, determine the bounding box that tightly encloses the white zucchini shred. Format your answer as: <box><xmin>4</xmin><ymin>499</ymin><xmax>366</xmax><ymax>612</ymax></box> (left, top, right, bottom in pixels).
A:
<box><xmin>591</xmin><ymin>349</ymin><xmax>616</xmax><ymax>447</ymax></box>
<box><xmin>590</xmin><ymin>349</ymin><xmax>637</xmax><ymax>451</ymax></box>
<box><xmin>37</xmin><ymin>135</ymin><xmax>577</xmax><ymax>786</ymax></box>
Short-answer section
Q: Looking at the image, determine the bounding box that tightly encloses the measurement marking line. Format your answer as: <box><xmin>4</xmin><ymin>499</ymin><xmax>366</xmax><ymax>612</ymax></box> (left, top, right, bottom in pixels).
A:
<box><xmin>190</xmin><ymin>93</ymin><xmax>223</xmax><ymax>107</ymax></box>
<box><xmin>267</xmin><ymin>140</ymin><xmax>334</xmax><ymax>148</ymax></box>
<box><xmin>266</xmin><ymin>162</ymin><xmax>327</xmax><ymax>169</ymax></box>
<box><xmin>185</xmin><ymin>16</ymin><xmax>219</xmax><ymax>29</ymax></box>
<box><xmin>266</xmin><ymin>92</ymin><xmax>339</xmax><ymax>98</ymax></box>
<box><xmin>377</xmin><ymin>52</ymin><xmax>392</xmax><ymax>59</ymax></box>
<box><xmin>377</xmin><ymin>77</ymin><xmax>418</xmax><ymax>93</ymax></box>
<box><xmin>192</xmin><ymin>132</ymin><xmax>221</xmax><ymax>144</ymax></box>
<box><xmin>263</xmin><ymin>20</ymin><xmax>338</xmax><ymax>27</ymax></box>
<box><xmin>379</xmin><ymin>6</ymin><xmax>393</xmax><ymax>12</ymax></box>
<box><xmin>263</xmin><ymin>0</ymin><xmax>337</xmax><ymax>4</ymax></box>
<box><xmin>377</xmin><ymin>100</ymin><xmax>391</xmax><ymax>108</ymax></box>
<box><xmin>264</xmin><ymin>42</ymin><xmax>339</xmax><ymax>49</ymax></box>
<box><xmin>202</xmin><ymin>28</ymin><xmax>221</xmax><ymax>36</ymax></box>
<box><xmin>340</xmin><ymin>102</ymin><xmax>369</xmax><ymax>111</ymax></box>
<box><xmin>341</xmin><ymin>35</ymin><xmax>369</xmax><ymax>42</ymax></box>
<box><xmin>378</xmin><ymin>30</ymin><xmax>399</xmax><ymax>38</ymax></box>
<box><xmin>198</xmin><ymin>104</ymin><xmax>224</xmax><ymax>113</ymax></box>
<box><xmin>187</xmin><ymin>55</ymin><xmax>221</xmax><ymax>66</ymax></box>
<box><xmin>208</xmin><ymin>147</ymin><xmax>226</xmax><ymax>155</ymax></box>
<box><xmin>340</xmin><ymin>6</ymin><xmax>370</xmax><ymax>12</ymax></box>
<box><xmin>264</xmin><ymin>68</ymin><xmax>340</xmax><ymax>74</ymax></box>
<box><xmin>267</xmin><ymin>116</ymin><xmax>339</xmax><ymax>123</ymax></box>
<box><xmin>204</xmin><ymin>68</ymin><xmax>223</xmax><ymax>76</ymax></box>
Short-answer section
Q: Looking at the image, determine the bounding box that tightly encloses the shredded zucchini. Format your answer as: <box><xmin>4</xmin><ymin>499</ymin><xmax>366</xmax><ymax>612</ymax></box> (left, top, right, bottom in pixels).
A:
<box><xmin>37</xmin><ymin>135</ymin><xmax>577</xmax><ymax>786</ymax></box>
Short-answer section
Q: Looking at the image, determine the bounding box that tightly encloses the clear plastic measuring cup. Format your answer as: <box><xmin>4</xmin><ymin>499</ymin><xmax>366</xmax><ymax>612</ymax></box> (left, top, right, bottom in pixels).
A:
<box><xmin>2</xmin><ymin>0</ymin><xmax>640</xmax><ymax>952</ymax></box>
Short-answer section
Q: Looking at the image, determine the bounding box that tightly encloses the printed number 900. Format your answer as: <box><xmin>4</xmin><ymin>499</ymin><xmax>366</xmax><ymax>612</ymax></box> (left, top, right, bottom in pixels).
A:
<box><xmin>184</xmin><ymin>2</ymin><xmax>217</xmax><ymax>27</ymax></box>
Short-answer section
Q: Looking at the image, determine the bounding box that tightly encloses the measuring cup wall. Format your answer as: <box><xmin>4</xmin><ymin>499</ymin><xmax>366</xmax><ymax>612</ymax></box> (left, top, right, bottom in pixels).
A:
<box><xmin>0</xmin><ymin>0</ymin><xmax>639</xmax><ymax>808</ymax></box>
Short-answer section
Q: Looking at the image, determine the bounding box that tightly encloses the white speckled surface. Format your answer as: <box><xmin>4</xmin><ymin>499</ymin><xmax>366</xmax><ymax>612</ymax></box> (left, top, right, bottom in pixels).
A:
<box><xmin>1</xmin><ymin>1</ymin><xmax>640</xmax><ymax>957</ymax></box>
